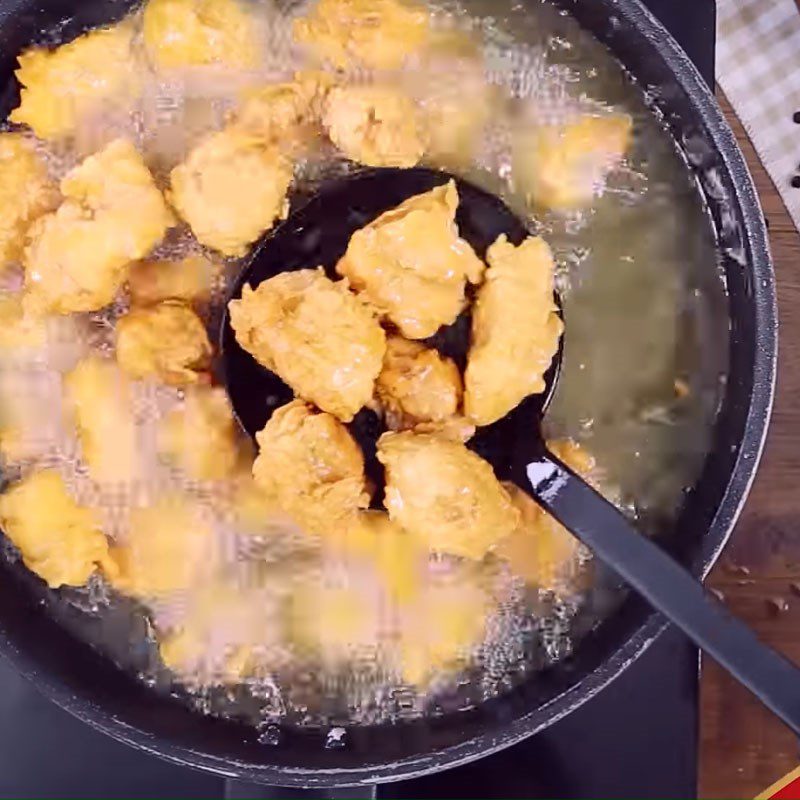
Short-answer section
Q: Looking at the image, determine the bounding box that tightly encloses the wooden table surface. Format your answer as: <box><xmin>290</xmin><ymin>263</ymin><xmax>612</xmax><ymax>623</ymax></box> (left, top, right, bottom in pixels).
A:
<box><xmin>698</xmin><ymin>94</ymin><xmax>800</xmax><ymax>799</ymax></box>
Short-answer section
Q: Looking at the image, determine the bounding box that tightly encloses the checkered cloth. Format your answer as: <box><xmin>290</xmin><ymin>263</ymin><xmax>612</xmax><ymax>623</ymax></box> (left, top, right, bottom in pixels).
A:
<box><xmin>716</xmin><ymin>0</ymin><xmax>800</xmax><ymax>231</ymax></box>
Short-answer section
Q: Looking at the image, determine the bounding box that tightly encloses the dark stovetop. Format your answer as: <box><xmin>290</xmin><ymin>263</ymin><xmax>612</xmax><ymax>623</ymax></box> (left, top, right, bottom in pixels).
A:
<box><xmin>0</xmin><ymin>624</ymin><xmax>700</xmax><ymax>800</ymax></box>
<box><xmin>0</xmin><ymin>3</ymin><xmax>716</xmax><ymax>798</ymax></box>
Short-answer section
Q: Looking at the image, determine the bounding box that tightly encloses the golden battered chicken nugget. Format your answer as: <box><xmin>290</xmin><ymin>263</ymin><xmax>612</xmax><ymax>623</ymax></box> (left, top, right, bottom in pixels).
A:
<box><xmin>0</xmin><ymin>373</ymin><xmax>56</xmax><ymax>464</ymax></box>
<box><xmin>0</xmin><ymin>294</ymin><xmax>86</xmax><ymax>366</ymax></box>
<box><xmin>0</xmin><ymin>369</ymin><xmax>35</xmax><ymax>463</ymax></box>
<box><xmin>377</xmin><ymin>431</ymin><xmax>519</xmax><ymax>561</ymax></box>
<box><xmin>9</xmin><ymin>23</ymin><xmax>142</xmax><ymax>141</ymax></box>
<box><xmin>115</xmin><ymin>301</ymin><xmax>212</xmax><ymax>386</ymax></box>
<box><xmin>228</xmin><ymin>269</ymin><xmax>385</xmax><ymax>421</ymax></box>
<box><xmin>323</xmin><ymin>84</ymin><xmax>426</xmax><ymax>168</ymax></box>
<box><xmin>158</xmin><ymin>574</ymin><xmax>287</xmax><ymax>684</ymax></box>
<box><xmin>376</xmin><ymin>336</ymin><xmax>468</xmax><ymax>437</ymax></box>
<box><xmin>252</xmin><ymin>400</ymin><xmax>369</xmax><ymax>535</ymax></box>
<box><xmin>0</xmin><ymin>294</ymin><xmax>47</xmax><ymax>352</ymax></box>
<box><xmin>0</xmin><ymin>301</ymin><xmax>85</xmax><ymax>463</ymax></box>
<box><xmin>293</xmin><ymin>0</ymin><xmax>429</xmax><ymax>69</ymax></box>
<box><xmin>159</xmin><ymin>385</ymin><xmax>242</xmax><ymax>480</ymax></box>
<box><xmin>24</xmin><ymin>139</ymin><xmax>174</xmax><ymax>315</ymax></box>
<box><xmin>293</xmin><ymin>514</ymin><xmax>489</xmax><ymax>679</ymax></box>
<box><xmin>169</xmin><ymin>128</ymin><xmax>292</xmax><ymax>257</ymax></box>
<box><xmin>229</xmin><ymin>472</ymin><xmax>297</xmax><ymax>536</ymax></box>
<box><xmin>421</xmin><ymin>79</ymin><xmax>493</xmax><ymax>171</ymax></box>
<box><xmin>0</xmin><ymin>133</ymin><xmax>58</xmax><ymax>270</ymax></box>
<box><xmin>497</xmin><ymin>440</ymin><xmax>593</xmax><ymax>593</ymax></box>
<box><xmin>336</xmin><ymin>180</ymin><xmax>484</xmax><ymax>339</ymax></box>
<box><xmin>109</xmin><ymin>495</ymin><xmax>217</xmax><ymax>599</ymax></box>
<box><xmin>143</xmin><ymin>0</ymin><xmax>260</xmax><ymax>70</ymax></box>
<box><xmin>0</xmin><ymin>470</ymin><xmax>113</xmax><ymax>588</ymax></box>
<box><xmin>397</xmin><ymin>568</ymin><xmax>490</xmax><ymax>685</ymax></box>
<box><xmin>411</xmin><ymin>30</ymin><xmax>496</xmax><ymax>170</ymax></box>
<box><xmin>411</xmin><ymin>415</ymin><xmax>478</xmax><ymax>443</ymax></box>
<box><xmin>234</xmin><ymin>71</ymin><xmax>334</xmax><ymax>153</ymax></box>
<box><xmin>64</xmin><ymin>357</ymin><xmax>140</xmax><ymax>484</ymax></box>
<box><xmin>335</xmin><ymin>511</ymin><xmax>426</xmax><ymax>605</ymax></box>
<box><xmin>290</xmin><ymin>574</ymin><xmax>383</xmax><ymax>663</ymax></box>
<box><xmin>128</xmin><ymin>255</ymin><xmax>219</xmax><ymax>308</ymax></box>
<box><xmin>464</xmin><ymin>234</ymin><xmax>562</xmax><ymax>426</ymax></box>
<box><xmin>514</xmin><ymin>113</ymin><xmax>632</xmax><ymax>212</ymax></box>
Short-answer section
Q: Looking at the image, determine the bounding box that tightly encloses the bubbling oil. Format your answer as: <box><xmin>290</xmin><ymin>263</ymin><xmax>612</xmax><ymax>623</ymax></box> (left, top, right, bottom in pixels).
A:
<box><xmin>0</xmin><ymin>0</ymin><xmax>727</xmax><ymax>731</ymax></box>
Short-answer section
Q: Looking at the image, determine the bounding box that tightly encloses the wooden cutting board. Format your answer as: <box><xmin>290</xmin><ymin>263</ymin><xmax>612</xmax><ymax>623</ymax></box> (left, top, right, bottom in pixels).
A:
<box><xmin>699</xmin><ymin>93</ymin><xmax>800</xmax><ymax>799</ymax></box>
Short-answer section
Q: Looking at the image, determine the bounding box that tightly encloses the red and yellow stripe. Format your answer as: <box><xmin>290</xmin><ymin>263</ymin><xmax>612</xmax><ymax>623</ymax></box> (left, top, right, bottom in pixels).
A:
<box><xmin>757</xmin><ymin>765</ymin><xmax>800</xmax><ymax>799</ymax></box>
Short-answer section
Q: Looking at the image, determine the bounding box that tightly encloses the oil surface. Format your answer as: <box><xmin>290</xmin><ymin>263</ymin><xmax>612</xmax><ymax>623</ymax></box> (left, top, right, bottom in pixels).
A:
<box><xmin>0</xmin><ymin>0</ymin><xmax>727</xmax><ymax>731</ymax></box>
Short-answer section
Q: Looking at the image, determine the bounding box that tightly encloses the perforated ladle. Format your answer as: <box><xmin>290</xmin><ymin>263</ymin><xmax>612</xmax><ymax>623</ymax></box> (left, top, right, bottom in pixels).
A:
<box><xmin>220</xmin><ymin>167</ymin><xmax>800</xmax><ymax>736</ymax></box>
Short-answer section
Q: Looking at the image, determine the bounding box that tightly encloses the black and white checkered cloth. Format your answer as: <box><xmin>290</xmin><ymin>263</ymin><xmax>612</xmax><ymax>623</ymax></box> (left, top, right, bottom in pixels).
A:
<box><xmin>717</xmin><ymin>0</ymin><xmax>800</xmax><ymax>230</ymax></box>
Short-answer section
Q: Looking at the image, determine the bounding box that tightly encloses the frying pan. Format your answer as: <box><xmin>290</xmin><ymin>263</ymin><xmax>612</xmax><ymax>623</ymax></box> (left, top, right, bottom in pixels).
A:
<box><xmin>0</xmin><ymin>0</ymin><xmax>777</xmax><ymax>791</ymax></box>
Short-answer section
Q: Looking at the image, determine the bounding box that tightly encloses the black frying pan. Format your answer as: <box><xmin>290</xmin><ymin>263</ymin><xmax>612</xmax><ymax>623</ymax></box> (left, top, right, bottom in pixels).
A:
<box><xmin>0</xmin><ymin>0</ymin><xmax>777</xmax><ymax>790</ymax></box>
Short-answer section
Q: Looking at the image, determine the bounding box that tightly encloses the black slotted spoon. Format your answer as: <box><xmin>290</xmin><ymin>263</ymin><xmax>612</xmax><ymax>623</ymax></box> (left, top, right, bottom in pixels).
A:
<box><xmin>220</xmin><ymin>166</ymin><xmax>800</xmax><ymax>736</ymax></box>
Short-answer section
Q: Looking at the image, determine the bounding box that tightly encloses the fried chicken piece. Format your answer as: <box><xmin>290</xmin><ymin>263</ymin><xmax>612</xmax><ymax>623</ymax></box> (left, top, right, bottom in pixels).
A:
<box><xmin>421</xmin><ymin>78</ymin><xmax>493</xmax><ymax>171</ymax></box>
<box><xmin>397</xmin><ymin>567</ymin><xmax>490</xmax><ymax>685</ymax></box>
<box><xmin>228</xmin><ymin>269</ymin><xmax>385</xmax><ymax>421</ymax></box>
<box><xmin>514</xmin><ymin>113</ymin><xmax>632</xmax><ymax>212</ymax></box>
<box><xmin>336</xmin><ymin>181</ymin><xmax>484</xmax><ymax>339</ymax></box>
<box><xmin>115</xmin><ymin>301</ymin><xmax>212</xmax><ymax>386</ymax></box>
<box><xmin>252</xmin><ymin>400</ymin><xmax>370</xmax><ymax>535</ymax></box>
<box><xmin>158</xmin><ymin>573</ymin><xmax>288</xmax><ymax>684</ymax></box>
<box><xmin>497</xmin><ymin>440</ymin><xmax>594</xmax><ymax>593</ymax></box>
<box><xmin>377</xmin><ymin>431</ymin><xmax>519</xmax><ymax>560</ymax></box>
<box><xmin>159</xmin><ymin>385</ymin><xmax>243</xmax><ymax>481</ymax></box>
<box><xmin>0</xmin><ymin>292</ymin><xmax>87</xmax><ymax>366</ymax></box>
<box><xmin>108</xmin><ymin>495</ymin><xmax>218</xmax><ymax>599</ymax></box>
<box><xmin>376</xmin><ymin>336</ymin><xmax>472</xmax><ymax>440</ymax></box>
<box><xmin>142</xmin><ymin>0</ymin><xmax>260</xmax><ymax>70</ymax></box>
<box><xmin>0</xmin><ymin>470</ymin><xmax>113</xmax><ymax>588</ymax></box>
<box><xmin>169</xmin><ymin>128</ymin><xmax>292</xmax><ymax>257</ymax></box>
<box><xmin>289</xmin><ymin>536</ymin><xmax>414</xmax><ymax>667</ymax></box>
<box><xmin>0</xmin><ymin>294</ymin><xmax>47</xmax><ymax>353</ymax></box>
<box><xmin>0</xmin><ymin>366</ymin><xmax>39</xmax><ymax>463</ymax></box>
<box><xmin>0</xmin><ymin>299</ymin><xmax>85</xmax><ymax>463</ymax></box>
<box><xmin>0</xmin><ymin>133</ymin><xmax>58</xmax><ymax>270</ymax></box>
<box><xmin>464</xmin><ymin>235</ymin><xmax>563</xmax><ymax>426</ymax></box>
<box><xmin>290</xmin><ymin>571</ymin><xmax>384</xmax><ymax>664</ymax></box>
<box><xmin>411</xmin><ymin>29</ymin><xmax>496</xmax><ymax>170</ymax></box>
<box><xmin>293</xmin><ymin>511</ymin><xmax>490</xmax><ymax>680</ymax></box>
<box><xmin>0</xmin><ymin>362</ymin><xmax>66</xmax><ymax>464</ymax></box>
<box><xmin>334</xmin><ymin>511</ymin><xmax>427</xmax><ymax>604</ymax></box>
<box><xmin>291</xmin><ymin>532</ymin><xmax>490</xmax><ymax>680</ymax></box>
<box><xmin>24</xmin><ymin>139</ymin><xmax>174</xmax><ymax>315</ymax></box>
<box><xmin>323</xmin><ymin>84</ymin><xmax>426</xmax><ymax>168</ymax></box>
<box><xmin>128</xmin><ymin>255</ymin><xmax>219</xmax><ymax>308</ymax></box>
<box><xmin>233</xmin><ymin>71</ymin><xmax>334</xmax><ymax>154</ymax></box>
<box><xmin>0</xmin><ymin>373</ymin><xmax>55</xmax><ymax>464</ymax></box>
<box><xmin>227</xmin><ymin>472</ymin><xmax>297</xmax><ymax>537</ymax></box>
<box><xmin>411</xmin><ymin>415</ymin><xmax>478</xmax><ymax>443</ymax></box>
<box><xmin>9</xmin><ymin>23</ymin><xmax>141</xmax><ymax>141</ymax></box>
<box><xmin>64</xmin><ymin>357</ymin><xmax>140</xmax><ymax>484</ymax></box>
<box><xmin>293</xmin><ymin>0</ymin><xmax>429</xmax><ymax>70</ymax></box>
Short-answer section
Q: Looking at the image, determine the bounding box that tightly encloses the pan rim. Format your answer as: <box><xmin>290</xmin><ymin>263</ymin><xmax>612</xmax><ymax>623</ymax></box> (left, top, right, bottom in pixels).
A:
<box><xmin>0</xmin><ymin>0</ymin><xmax>777</xmax><ymax>787</ymax></box>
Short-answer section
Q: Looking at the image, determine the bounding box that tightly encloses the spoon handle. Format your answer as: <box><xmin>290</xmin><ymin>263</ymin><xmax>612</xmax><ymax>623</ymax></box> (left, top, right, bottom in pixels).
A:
<box><xmin>522</xmin><ymin>450</ymin><xmax>800</xmax><ymax>737</ymax></box>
